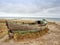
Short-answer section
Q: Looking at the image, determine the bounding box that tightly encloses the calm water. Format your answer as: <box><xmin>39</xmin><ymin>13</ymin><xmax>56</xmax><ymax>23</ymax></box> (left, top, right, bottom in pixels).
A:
<box><xmin>46</xmin><ymin>18</ymin><xmax>60</xmax><ymax>22</ymax></box>
<box><xmin>0</xmin><ymin>17</ymin><xmax>60</xmax><ymax>21</ymax></box>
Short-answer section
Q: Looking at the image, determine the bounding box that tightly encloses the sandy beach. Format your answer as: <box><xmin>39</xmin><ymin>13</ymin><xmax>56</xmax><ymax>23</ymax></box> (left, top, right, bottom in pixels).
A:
<box><xmin>0</xmin><ymin>20</ymin><xmax>60</xmax><ymax>45</ymax></box>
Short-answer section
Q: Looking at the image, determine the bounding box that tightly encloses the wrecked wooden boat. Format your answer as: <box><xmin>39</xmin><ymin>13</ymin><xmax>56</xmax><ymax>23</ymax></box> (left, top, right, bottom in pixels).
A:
<box><xmin>6</xmin><ymin>19</ymin><xmax>48</xmax><ymax>39</ymax></box>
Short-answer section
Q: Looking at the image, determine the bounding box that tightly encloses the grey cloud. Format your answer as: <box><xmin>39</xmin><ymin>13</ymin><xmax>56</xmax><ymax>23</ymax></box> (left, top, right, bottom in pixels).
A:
<box><xmin>48</xmin><ymin>7</ymin><xmax>60</xmax><ymax>14</ymax></box>
<box><xmin>0</xmin><ymin>0</ymin><xmax>57</xmax><ymax>14</ymax></box>
<box><xmin>0</xmin><ymin>3</ymin><xmax>41</xmax><ymax>13</ymax></box>
<box><xmin>0</xmin><ymin>0</ymin><xmax>60</xmax><ymax>18</ymax></box>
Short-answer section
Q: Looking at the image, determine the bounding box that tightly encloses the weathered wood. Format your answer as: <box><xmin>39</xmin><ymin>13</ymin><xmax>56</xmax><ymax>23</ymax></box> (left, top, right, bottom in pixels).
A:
<box><xmin>6</xmin><ymin>21</ymin><xmax>45</xmax><ymax>31</ymax></box>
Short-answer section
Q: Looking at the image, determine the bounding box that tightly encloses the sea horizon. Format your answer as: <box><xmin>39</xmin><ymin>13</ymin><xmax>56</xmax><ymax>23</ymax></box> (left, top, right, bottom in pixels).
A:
<box><xmin>0</xmin><ymin>17</ymin><xmax>60</xmax><ymax>22</ymax></box>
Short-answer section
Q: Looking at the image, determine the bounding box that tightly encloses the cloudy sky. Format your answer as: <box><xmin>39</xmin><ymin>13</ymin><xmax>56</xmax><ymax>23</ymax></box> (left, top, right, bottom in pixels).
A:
<box><xmin>0</xmin><ymin>0</ymin><xmax>60</xmax><ymax>18</ymax></box>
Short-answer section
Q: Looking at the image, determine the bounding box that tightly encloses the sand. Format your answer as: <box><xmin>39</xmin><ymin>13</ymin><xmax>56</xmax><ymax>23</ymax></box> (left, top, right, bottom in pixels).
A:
<box><xmin>0</xmin><ymin>21</ymin><xmax>60</xmax><ymax>45</ymax></box>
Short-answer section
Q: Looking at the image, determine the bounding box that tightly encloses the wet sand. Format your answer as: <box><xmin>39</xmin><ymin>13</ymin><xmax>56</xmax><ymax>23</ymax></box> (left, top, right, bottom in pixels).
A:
<box><xmin>0</xmin><ymin>21</ymin><xmax>60</xmax><ymax>45</ymax></box>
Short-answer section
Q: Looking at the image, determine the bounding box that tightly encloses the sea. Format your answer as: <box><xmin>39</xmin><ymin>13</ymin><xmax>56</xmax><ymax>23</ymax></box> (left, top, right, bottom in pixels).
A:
<box><xmin>0</xmin><ymin>17</ymin><xmax>60</xmax><ymax>22</ymax></box>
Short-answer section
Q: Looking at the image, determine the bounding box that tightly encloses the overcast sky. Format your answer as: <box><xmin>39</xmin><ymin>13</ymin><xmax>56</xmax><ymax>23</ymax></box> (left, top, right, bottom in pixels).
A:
<box><xmin>0</xmin><ymin>0</ymin><xmax>60</xmax><ymax>18</ymax></box>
